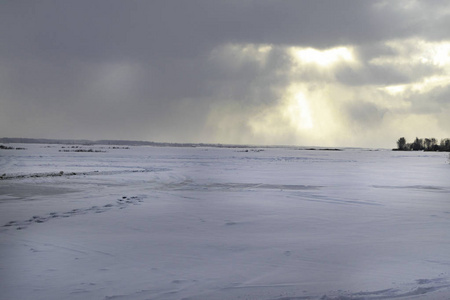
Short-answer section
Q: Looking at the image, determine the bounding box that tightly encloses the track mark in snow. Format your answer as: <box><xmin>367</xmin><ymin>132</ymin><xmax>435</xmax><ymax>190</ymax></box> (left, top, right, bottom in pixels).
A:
<box><xmin>287</xmin><ymin>194</ymin><xmax>382</xmax><ymax>207</ymax></box>
<box><xmin>372</xmin><ymin>184</ymin><xmax>449</xmax><ymax>192</ymax></box>
<box><xmin>1</xmin><ymin>195</ymin><xmax>145</xmax><ymax>231</ymax></box>
<box><xmin>316</xmin><ymin>282</ymin><xmax>450</xmax><ymax>299</ymax></box>
<box><xmin>416</xmin><ymin>277</ymin><xmax>446</xmax><ymax>285</ymax></box>
<box><xmin>0</xmin><ymin>167</ymin><xmax>168</xmax><ymax>181</ymax></box>
<box><xmin>160</xmin><ymin>181</ymin><xmax>322</xmax><ymax>192</ymax></box>
<box><xmin>272</xmin><ymin>297</ymin><xmax>311</xmax><ymax>300</ymax></box>
<box><xmin>426</xmin><ymin>259</ymin><xmax>450</xmax><ymax>266</ymax></box>
<box><xmin>352</xmin><ymin>288</ymin><xmax>397</xmax><ymax>297</ymax></box>
<box><xmin>225</xmin><ymin>221</ymin><xmax>238</xmax><ymax>226</ymax></box>
<box><xmin>269</xmin><ymin>277</ymin><xmax>450</xmax><ymax>300</ymax></box>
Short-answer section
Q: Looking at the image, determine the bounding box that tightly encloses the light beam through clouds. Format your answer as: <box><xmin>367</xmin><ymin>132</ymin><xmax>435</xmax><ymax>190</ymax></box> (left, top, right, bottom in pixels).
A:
<box><xmin>204</xmin><ymin>37</ymin><xmax>450</xmax><ymax>147</ymax></box>
<box><xmin>1</xmin><ymin>1</ymin><xmax>450</xmax><ymax>148</ymax></box>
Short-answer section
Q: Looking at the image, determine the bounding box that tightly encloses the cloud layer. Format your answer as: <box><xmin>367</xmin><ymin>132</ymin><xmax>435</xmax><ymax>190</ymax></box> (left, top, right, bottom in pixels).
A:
<box><xmin>1</xmin><ymin>1</ymin><xmax>450</xmax><ymax>147</ymax></box>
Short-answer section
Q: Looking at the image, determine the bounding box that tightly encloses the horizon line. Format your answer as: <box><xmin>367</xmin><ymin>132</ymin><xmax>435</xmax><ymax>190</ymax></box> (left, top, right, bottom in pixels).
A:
<box><xmin>0</xmin><ymin>137</ymin><xmax>384</xmax><ymax>150</ymax></box>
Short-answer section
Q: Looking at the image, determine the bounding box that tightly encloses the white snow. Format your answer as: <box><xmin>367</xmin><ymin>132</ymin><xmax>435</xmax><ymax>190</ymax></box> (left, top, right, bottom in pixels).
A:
<box><xmin>1</xmin><ymin>144</ymin><xmax>450</xmax><ymax>299</ymax></box>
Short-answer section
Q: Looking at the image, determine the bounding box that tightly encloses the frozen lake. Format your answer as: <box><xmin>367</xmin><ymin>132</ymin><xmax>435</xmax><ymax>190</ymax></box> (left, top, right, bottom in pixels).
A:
<box><xmin>1</xmin><ymin>144</ymin><xmax>450</xmax><ymax>299</ymax></box>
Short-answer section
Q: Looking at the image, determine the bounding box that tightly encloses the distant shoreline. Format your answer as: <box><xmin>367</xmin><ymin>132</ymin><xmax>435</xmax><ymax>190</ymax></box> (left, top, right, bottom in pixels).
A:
<box><xmin>0</xmin><ymin>137</ymin><xmax>205</xmax><ymax>147</ymax></box>
<box><xmin>0</xmin><ymin>137</ymin><xmax>301</xmax><ymax>149</ymax></box>
<box><xmin>0</xmin><ymin>137</ymin><xmax>375</xmax><ymax>151</ymax></box>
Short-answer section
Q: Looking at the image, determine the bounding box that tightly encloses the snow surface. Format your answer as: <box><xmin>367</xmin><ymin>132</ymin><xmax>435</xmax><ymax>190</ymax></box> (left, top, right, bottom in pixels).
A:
<box><xmin>1</xmin><ymin>144</ymin><xmax>450</xmax><ymax>300</ymax></box>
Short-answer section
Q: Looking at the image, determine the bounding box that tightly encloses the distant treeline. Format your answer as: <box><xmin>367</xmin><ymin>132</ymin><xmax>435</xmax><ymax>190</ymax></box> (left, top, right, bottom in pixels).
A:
<box><xmin>395</xmin><ymin>137</ymin><xmax>450</xmax><ymax>151</ymax></box>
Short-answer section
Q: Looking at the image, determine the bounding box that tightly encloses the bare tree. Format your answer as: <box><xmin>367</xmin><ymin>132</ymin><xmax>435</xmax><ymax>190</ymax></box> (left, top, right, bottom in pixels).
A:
<box><xmin>441</xmin><ymin>139</ymin><xmax>450</xmax><ymax>151</ymax></box>
<box><xmin>424</xmin><ymin>138</ymin><xmax>431</xmax><ymax>151</ymax></box>
<box><xmin>411</xmin><ymin>137</ymin><xmax>423</xmax><ymax>151</ymax></box>
<box><xmin>431</xmin><ymin>138</ymin><xmax>437</xmax><ymax>151</ymax></box>
<box><xmin>397</xmin><ymin>137</ymin><xmax>406</xmax><ymax>150</ymax></box>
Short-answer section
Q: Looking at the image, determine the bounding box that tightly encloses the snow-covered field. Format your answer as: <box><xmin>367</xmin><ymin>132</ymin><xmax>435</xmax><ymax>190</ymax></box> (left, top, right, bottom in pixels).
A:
<box><xmin>1</xmin><ymin>144</ymin><xmax>450</xmax><ymax>300</ymax></box>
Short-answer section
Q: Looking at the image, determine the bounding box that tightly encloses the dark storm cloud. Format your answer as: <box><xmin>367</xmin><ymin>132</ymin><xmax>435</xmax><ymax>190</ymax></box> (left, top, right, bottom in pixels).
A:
<box><xmin>1</xmin><ymin>0</ymin><xmax>449</xmax><ymax>144</ymax></box>
<box><xmin>0</xmin><ymin>1</ymin><xmax>435</xmax><ymax>61</ymax></box>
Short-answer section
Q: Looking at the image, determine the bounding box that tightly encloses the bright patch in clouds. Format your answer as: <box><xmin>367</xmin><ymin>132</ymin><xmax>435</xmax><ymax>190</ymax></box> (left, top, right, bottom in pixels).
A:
<box><xmin>290</xmin><ymin>46</ymin><xmax>356</xmax><ymax>67</ymax></box>
<box><xmin>382</xmin><ymin>75</ymin><xmax>450</xmax><ymax>96</ymax></box>
<box><xmin>205</xmin><ymin>38</ymin><xmax>450</xmax><ymax>147</ymax></box>
<box><xmin>370</xmin><ymin>39</ymin><xmax>450</xmax><ymax>67</ymax></box>
<box><xmin>374</xmin><ymin>39</ymin><xmax>450</xmax><ymax>95</ymax></box>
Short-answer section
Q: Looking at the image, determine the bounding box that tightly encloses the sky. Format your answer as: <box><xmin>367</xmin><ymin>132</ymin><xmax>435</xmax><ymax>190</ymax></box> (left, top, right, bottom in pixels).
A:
<box><xmin>1</xmin><ymin>0</ymin><xmax>450</xmax><ymax>148</ymax></box>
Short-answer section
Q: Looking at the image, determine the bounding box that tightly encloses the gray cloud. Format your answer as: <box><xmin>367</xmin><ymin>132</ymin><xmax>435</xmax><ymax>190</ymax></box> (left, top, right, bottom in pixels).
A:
<box><xmin>344</xmin><ymin>101</ymin><xmax>387</xmax><ymax>128</ymax></box>
<box><xmin>407</xmin><ymin>85</ymin><xmax>450</xmax><ymax>114</ymax></box>
<box><xmin>0</xmin><ymin>1</ymin><xmax>431</xmax><ymax>60</ymax></box>
<box><xmin>1</xmin><ymin>1</ymin><xmax>450</xmax><ymax>146</ymax></box>
<box><xmin>335</xmin><ymin>61</ymin><xmax>439</xmax><ymax>87</ymax></box>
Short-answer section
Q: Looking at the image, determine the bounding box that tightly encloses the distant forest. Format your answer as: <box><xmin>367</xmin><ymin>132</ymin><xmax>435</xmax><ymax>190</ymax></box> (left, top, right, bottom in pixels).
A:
<box><xmin>395</xmin><ymin>137</ymin><xmax>450</xmax><ymax>151</ymax></box>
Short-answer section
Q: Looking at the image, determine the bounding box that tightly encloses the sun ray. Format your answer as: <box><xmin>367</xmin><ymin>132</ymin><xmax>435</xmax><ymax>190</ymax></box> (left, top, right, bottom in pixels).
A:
<box><xmin>283</xmin><ymin>92</ymin><xmax>314</xmax><ymax>130</ymax></box>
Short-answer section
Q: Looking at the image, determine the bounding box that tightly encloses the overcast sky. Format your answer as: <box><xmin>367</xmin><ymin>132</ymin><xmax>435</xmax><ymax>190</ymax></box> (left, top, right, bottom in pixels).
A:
<box><xmin>1</xmin><ymin>1</ymin><xmax>450</xmax><ymax>147</ymax></box>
